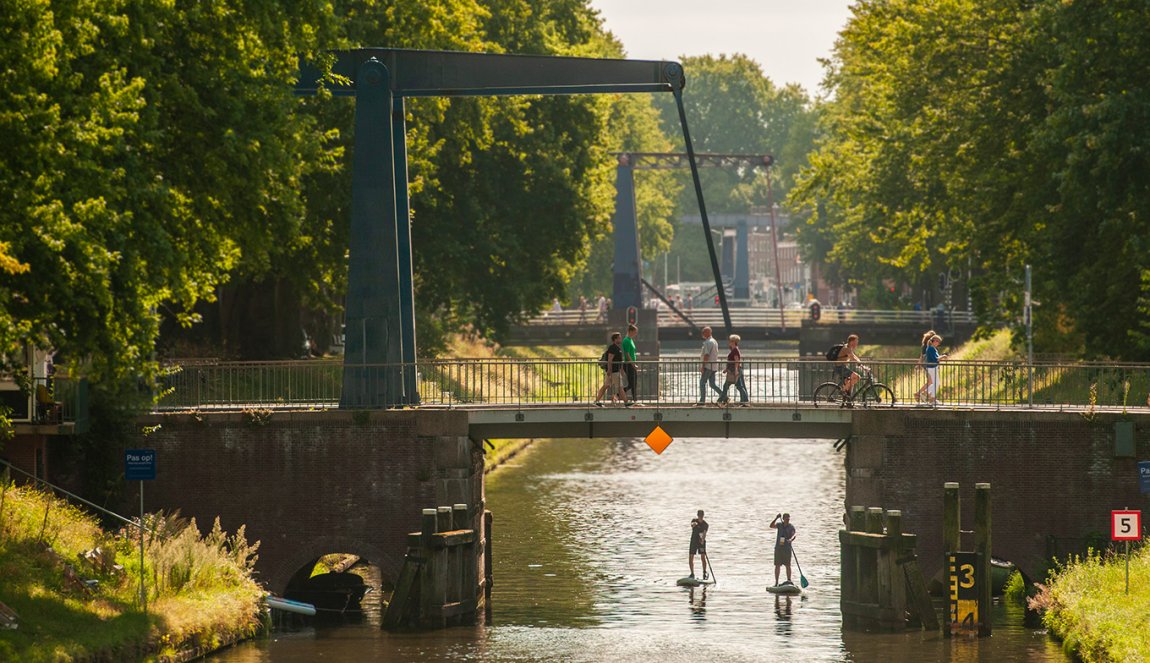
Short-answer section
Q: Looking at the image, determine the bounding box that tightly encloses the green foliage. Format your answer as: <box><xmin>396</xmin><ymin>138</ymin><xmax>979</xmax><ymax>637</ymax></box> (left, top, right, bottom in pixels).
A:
<box><xmin>792</xmin><ymin>0</ymin><xmax>1150</xmax><ymax>358</ymax></box>
<box><xmin>136</xmin><ymin>513</ymin><xmax>259</xmax><ymax>598</ymax></box>
<box><xmin>1041</xmin><ymin>543</ymin><xmax>1150</xmax><ymax>662</ymax></box>
<box><xmin>1002</xmin><ymin>569</ymin><xmax>1027</xmax><ymax>605</ymax></box>
<box><xmin>0</xmin><ymin>0</ymin><xmax>338</xmax><ymax>380</ymax></box>
<box><xmin>0</xmin><ymin>481</ymin><xmax>262</xmax><ymax>661</ymax></box>
<box><xmin>4</xmin><ymin>0</ymin><xmax>670</xmax><ymax>369</ymax></box>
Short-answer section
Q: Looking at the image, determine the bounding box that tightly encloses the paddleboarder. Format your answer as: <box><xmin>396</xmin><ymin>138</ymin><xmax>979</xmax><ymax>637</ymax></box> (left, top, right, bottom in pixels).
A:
<box><xmin>770</xmin><ymin>512</ymin><xmax>797</xmax><ymax>586</ymax></box>
<box><xmin>689</xmin><ymin>510</ymin><xmax>709</xmax><ymax>580</ymax></box>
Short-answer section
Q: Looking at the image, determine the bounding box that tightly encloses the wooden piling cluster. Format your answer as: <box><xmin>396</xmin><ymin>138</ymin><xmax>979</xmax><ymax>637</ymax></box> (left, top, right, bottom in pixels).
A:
<box><xmin>383</xmin><ymin>504</ymin><xmax>492</xmax><ymax>630</ymax></box>
<box><xmin>840</xmin><ymin>506</ymin><xmax>937</xmax><ymax>632</ymax></box>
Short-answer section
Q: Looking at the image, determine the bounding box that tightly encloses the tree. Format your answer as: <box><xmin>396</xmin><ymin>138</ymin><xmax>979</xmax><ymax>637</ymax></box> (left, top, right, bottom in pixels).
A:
<box><xmin>0</xmin><ymin>0</ymin><xmax>340</xmax><ymax>377</ymax></box>
<box><xmin>792</xmin><ymin>0</ymin><xmax>1150</xmax><ymax>356</ymax></box>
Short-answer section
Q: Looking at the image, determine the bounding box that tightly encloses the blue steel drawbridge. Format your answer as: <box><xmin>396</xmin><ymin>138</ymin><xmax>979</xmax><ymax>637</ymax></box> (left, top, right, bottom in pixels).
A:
<box><xmin>297</xmin><ymin>49</ymin><xmax>733</xmax><ymax>407</ymax></box>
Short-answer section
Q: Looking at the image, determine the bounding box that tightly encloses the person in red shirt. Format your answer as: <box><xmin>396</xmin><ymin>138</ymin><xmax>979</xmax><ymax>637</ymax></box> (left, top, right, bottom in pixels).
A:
<box><xmin>717</xmin><ymin>334</ymin><xmax>748</xmax><ymax>405</ymax></box>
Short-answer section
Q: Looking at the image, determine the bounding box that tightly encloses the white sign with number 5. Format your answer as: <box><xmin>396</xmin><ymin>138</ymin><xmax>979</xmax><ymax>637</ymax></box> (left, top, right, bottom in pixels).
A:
<box><xmin>1111</xmin><ymin>510</ymin><xmax>1142</xmax><ymax>542</ymax></box>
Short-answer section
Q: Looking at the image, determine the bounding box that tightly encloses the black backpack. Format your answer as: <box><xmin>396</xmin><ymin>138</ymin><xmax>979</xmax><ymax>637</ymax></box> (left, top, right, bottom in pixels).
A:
<box><xmin>598</xmin><ymin>350</ymin><xmax>609</xmax><ymax>371</ymax></box>
<box><xmin>825</xmin><ymin>343</ymin><xmax>845</xmax><ymax>361</ymax></box>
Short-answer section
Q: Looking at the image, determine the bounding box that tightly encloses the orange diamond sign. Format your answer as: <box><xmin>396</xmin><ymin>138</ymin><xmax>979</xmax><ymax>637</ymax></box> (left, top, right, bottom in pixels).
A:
<box><xmin>645</xmin><ymin>425</ymin><xmax>673</xmax><ymax>454</ymax></box>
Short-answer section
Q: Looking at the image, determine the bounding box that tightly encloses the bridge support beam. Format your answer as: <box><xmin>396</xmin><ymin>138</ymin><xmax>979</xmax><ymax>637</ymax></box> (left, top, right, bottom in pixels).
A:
<box><xmin>341</xmin><ymin>59</ymin><xmax>408</xmax><ymax>407</ymax></box>
<box><xmin>734</xmin><ymin>220</ymin><xmax>750</xmax><ymax>301</ymax></box>
<box><xmin>721</xmin><ymin>229</ymin><xmax>736</xmax><ymax>288</ymax></box>
<box><xmin>611</xmin><ymin>155</ymin><xmax>643</xmax><ymax>310</ymax></box>
<box><xmin>393</xmin><ymin>96</ymin><xmax>419</xmax><ymax>403</ymax></box>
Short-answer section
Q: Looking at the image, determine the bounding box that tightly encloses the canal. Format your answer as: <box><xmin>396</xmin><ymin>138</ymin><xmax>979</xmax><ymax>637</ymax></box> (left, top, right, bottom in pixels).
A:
<box><xmin>210</xmin><ymin>436</ymin><xmax>1068</xmax><ymax>662</ymax></box>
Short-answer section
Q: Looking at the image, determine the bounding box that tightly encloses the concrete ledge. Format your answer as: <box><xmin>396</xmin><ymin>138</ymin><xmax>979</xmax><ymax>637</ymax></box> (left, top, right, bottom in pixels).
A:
<box><xmin>139</xmin><ymin>408</ymin><xmax>469</xmax><ymax>436</ymax></box>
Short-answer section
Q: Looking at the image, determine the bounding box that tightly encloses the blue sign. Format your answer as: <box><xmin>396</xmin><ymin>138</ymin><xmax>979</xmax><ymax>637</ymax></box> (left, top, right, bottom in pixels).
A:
<box><xmin>125</xmin><ymin>449</ymin><xmax>156</xmax><ymax>481</ymax></box>
<box><xmin>1139</xmin><ymin>461</ymin><xmax>1150</xmax><ymax>495</ymax></box>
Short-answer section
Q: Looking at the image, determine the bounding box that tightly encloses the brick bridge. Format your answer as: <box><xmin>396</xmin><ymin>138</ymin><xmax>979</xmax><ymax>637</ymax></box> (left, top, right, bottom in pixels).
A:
<box><xmin>63</xmin><ymin>406</ymin><xmax>1145</xmax><ymax>594</ymax></box>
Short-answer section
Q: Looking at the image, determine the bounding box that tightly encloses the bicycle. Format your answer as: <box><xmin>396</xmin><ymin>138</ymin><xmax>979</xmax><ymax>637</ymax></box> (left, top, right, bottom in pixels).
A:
<box><xmin>812</xmin><ymin>366</ymin><xmax>895</xmax><ymax>408</ymax></box>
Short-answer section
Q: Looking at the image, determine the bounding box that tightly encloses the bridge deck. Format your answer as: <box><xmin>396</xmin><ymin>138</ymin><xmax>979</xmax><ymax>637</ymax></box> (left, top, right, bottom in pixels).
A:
<box><xmin>454</xmin><ymin>401</ymin><xmax>1128</xmax><ymax>439</ymax></box>
<box><xmin>464</xmin><ymin>403</ymin><xmax>852</xmax><ymax>439</ymax></box>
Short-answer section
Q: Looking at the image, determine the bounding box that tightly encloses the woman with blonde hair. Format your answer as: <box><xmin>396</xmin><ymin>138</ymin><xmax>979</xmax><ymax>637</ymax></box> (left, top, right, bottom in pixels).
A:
<box><xmin>914</xmin><ymin>329</ymin><xmax>936</xmax><ymax>403</ymax></box>
<box><xmin>718</xmin><ymin>334</ymin><xmax>749</xmax><ymax>405</ymax></box>
<box><xmin>923</xmin><ymin>334</ymin><xmax>948</xmax><ymax>405</ymax></box>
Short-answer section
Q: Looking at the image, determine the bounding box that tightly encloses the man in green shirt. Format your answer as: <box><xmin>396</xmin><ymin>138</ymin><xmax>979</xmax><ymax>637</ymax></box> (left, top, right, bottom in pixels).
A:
<box><xmin>622</xmin><ymin>323</ymin><xmax>639</xmax><ymax>405</ymax></box>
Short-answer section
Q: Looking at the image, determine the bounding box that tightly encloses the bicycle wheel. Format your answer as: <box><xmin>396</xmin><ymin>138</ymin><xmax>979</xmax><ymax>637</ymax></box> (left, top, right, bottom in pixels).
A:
<box><xmin>812</xmin><ymin>382</ymin><xmax>844</xmax><ymax>407</ymax></box>
<box><xmin>860</xmin><ymin>383</ymin><xmax>896</xmax><ymax>408</ymax></box>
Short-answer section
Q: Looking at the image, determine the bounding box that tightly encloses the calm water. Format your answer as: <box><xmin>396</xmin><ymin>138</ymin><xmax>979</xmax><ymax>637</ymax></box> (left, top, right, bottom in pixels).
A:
<box><xmin>210</xmin><ymin>437</ymin><xmax>1068</xmax><ymax>662</ymax></box>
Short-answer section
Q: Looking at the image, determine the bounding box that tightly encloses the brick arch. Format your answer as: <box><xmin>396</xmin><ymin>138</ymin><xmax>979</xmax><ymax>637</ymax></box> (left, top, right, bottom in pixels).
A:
<box><xmin>267</xmin><ymin>535</ymin><xmax>401</xmax><ymax>595</ymax></box>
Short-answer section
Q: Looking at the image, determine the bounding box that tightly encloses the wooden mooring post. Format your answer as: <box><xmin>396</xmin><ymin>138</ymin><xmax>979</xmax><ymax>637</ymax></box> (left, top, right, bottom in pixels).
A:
<box><xmin>840</xmin><ymin>505</ymin><xmax>938</xmax><ymax>632</ymax></box>
<box><xmin>944</xmin><ymin>482</ymin><xmax>993</xmax><ymax>637</ymax></box>
<box><xmin>382</xmin><ymin>504</ymin><xmax>485</xmax><ymax>630</ymax></box>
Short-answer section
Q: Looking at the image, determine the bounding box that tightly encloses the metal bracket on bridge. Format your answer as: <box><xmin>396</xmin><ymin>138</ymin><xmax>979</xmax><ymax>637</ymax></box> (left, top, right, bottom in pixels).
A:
<box><xmin>652</xmin><ymin>412</ymin><xmax>663</xmax><ymax>422</ymax></box>
<box><xmin>792</xmin><ymin>411</ymin><xmax>802</xmax><ymax>422</ymax></box>
<box><xmin>515</xmin><ymin>412</ymin><xmax>525</xmax><ymax>422</ymax></box>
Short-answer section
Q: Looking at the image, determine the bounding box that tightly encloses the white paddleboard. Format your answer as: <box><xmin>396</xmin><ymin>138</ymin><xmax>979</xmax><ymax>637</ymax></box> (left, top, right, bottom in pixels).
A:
<box><xmin>676</xmin><ymin>576</ymin><xmax>716</xmax><ymax>587</ymax></box>
<box><xmin>765</xmin><ymin>583</ymin><xmax>803</xmax><ymax>595</ymax></box>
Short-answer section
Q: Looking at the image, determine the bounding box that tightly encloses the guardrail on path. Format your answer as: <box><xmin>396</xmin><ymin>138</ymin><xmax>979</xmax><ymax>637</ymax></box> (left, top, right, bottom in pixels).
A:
<box><xmin>525</xmin><ymin>308</ymin><xmax>976</xmax><ymax>328</ymax></box>
<box><xmin>156</xmin><ymin>357</ymin><xmax>1150</xmax><ymax>412</ymax></box>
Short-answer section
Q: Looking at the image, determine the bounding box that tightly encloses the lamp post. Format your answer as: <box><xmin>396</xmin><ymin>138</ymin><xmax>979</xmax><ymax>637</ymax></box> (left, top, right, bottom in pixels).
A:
<box><xmin>767</xmin><ymin>192</ymin><xmax>785</xmax><ymax>332</ymax></box>
<box><xmin>1025</xmin><ymin>264</ymin><xmax>1033</xmax><ymax>407</ymax></box>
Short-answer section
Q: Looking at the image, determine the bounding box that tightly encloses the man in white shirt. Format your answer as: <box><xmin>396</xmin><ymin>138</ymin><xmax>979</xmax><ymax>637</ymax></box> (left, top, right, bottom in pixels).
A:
<box><xmin>697</xmin><ymin>326</ymin><xmax>723</xmax><ymax>405</ymax></box>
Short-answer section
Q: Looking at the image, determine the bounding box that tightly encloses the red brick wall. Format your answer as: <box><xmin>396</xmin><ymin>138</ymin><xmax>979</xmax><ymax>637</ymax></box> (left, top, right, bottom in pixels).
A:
<box><xmin>2</xmin><ymin>433</ymin><xmax>47</xmax><ymax>483</ymax></box>
<box><xmin>848</xmin><ymin>410</ymin><xmax>1150</xmax><ymax>584</ymax></box>
<box><xmin>117</xmin><ymin>410</ymin><xmax>482</xmax><ymax>593</ymax></box>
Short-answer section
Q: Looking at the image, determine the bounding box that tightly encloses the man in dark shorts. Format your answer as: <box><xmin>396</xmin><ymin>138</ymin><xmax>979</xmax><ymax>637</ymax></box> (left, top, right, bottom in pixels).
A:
<box><xmin>832</xmin><ymin>334</ymin><xmax>866</xmax><ymax>398</ymax></box>
<box><xmin>770</xmin><ymin>512</ymin><xmax>797</xmax><ymax>586</ymax></box>
<box><xmin>593</xmin><ymin>332</ymin><xmax>627</xmax><ymax>406</ymax></box>
<box><xmin>689</xmin><ymin>509</ymin><xmax>709</xmax><ymax>580</ymax></box>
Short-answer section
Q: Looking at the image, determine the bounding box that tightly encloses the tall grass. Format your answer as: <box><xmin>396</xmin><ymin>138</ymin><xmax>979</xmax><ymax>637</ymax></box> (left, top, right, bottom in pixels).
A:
<box><xmin>1037</xmin><ymin>543</ymin><xmax>1150</xmax><ymax>662</ymax></box>
<box><xmin>0</xmin><ymin>477</ymin><xmax>263</xmax><ymax>662</ymax></box>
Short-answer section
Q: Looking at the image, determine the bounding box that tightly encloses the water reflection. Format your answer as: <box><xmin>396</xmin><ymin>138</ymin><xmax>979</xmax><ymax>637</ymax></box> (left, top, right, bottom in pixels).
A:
<box><xmin>687</xmin><ymin>586</ymin><xmax>707</xmax><ymax>623</ymax></box>
<box><xmin>210</xmin><ymin>437</ymin><xmax>1069</xmax><ymax>663</ymax></box>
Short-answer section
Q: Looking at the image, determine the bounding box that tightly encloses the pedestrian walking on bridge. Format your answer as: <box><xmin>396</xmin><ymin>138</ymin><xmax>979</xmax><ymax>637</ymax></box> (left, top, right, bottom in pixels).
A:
<box><xmin>697</xmin><ymin>326</ymin><xmax>723</xmax><ymax>405</ymax></box>
<box><xmin>718</xmin><ymin>334</ymin><xmax>748</xmax><ymax>405</ymax></box>
<box><xmin>622</xmin><ymin>324</ymin><xmax>639</xmax><ymax>404</ymax></box>
<box><xmin>923</xmin><ymin>334</ymin><xmax>948</xmax><ymax>406</ymax></box>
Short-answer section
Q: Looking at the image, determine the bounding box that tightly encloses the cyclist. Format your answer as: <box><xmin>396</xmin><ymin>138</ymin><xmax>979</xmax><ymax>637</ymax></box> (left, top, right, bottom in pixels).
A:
<box><xmin>833</xmin><ymin>334</ymin><xmax>867</xmax><ymax>397</ymax></box>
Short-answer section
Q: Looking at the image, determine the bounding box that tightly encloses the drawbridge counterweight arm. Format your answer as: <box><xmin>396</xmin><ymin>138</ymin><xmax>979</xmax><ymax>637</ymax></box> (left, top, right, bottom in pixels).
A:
<box><xmin>297</xmin><ymin>48</ymin><xmax>684</xmax><ymax>98</ymax></box>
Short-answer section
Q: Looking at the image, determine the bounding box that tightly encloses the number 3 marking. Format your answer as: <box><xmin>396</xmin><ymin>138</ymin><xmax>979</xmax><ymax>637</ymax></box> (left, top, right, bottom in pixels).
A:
<box><xmin>959</xmin><ymin>563</ymin><xmax>975</xmax><ymax>589</ymax></box>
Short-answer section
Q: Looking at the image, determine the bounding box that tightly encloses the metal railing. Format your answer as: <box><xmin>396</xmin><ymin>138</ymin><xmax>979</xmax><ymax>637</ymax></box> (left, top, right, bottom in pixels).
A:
<box><xmin>0</xmin><ymin>376</ymin><xmax>88</xmax><ymax>426</ymax></box>
<box><xmin>526</xmin><ymin>308</ymin><xmax>977</xmax><ymax>328</ymax></box>
<box><xmin>155</xmin><ymin>357</ymin><xmax>1150</xmax><ymax>411</ymax></box>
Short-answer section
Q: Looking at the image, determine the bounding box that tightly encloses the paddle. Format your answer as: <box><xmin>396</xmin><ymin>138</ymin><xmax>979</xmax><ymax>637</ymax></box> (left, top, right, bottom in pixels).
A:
<box><xmin>705</xmin><ymin>552</ymin><xmax>718</xmax><ymax>584</ymax></box>
<box><xmin>792</xmin><ymin>548</ymin><xmax>810</xmax><ymax>589</ymax></box>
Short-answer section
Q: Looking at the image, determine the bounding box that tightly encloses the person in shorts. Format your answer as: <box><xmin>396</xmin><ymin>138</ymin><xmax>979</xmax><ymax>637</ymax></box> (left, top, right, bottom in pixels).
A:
<box><xmin>832</xmin><ymin>334</ymin><xmax>866</xmax><ymax>397</ymax></box>
<box><xmin>689</xmin><ymin>510</ymin><xmax>709</xmax><ymax>580</ymax></box>
<box><xmin>593</xmin><ymin>332</ymin><xmax>627</xmax><ymax>406</ymax></box>
<box><xmin>770</xmin><ymin>512</ymin><xmax>797</xmax><ymax>586</ymax></box>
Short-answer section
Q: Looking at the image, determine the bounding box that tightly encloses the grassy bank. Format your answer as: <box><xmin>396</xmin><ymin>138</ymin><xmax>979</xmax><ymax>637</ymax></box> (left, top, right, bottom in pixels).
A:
<box><xmin>443</xmin><ymin>337</ymin><xmax>596</xmax><ymax>472</ymax></box>
<box><xmin>1036</xmin><ymin>542</ymin><xmax>1150</xmax><ymax>662</ymax></box>
<box><xmin>0</xmin><ymin>479</ymin><xmax>263</xmax><ymax>662</ymax></box>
